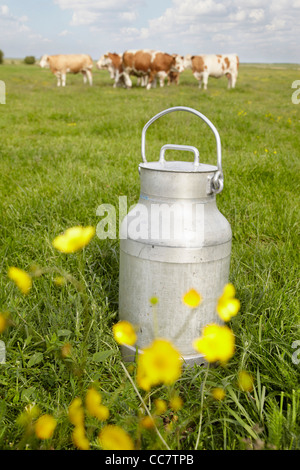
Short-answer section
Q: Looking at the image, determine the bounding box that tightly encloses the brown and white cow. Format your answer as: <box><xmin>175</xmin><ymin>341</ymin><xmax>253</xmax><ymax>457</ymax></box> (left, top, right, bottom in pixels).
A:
<box><xmin>167</xmin><ymin>71</ymin><xmax>180</xmax><ymax>85</ymax></box>
<box><xmin>97</xmin><ymin>52</ymin><xmax>123</xmax><ymax>86</ymax></box>
<box><xmin>97</xmin><ymin>52</ymin><xmax>147</xmax><ymax>88</ymax></box>
<box><xmin>121</xmin><ymin>50</ymin><xmax>185</xmax><ymax>90</ymax></box>
<box><xmin>39</xmin><ymin>54</ymin><xmax>93</xmax><ymax>87</ymax></box>
<box><xmin>184</xmin><ymin>54</ymin><xmax>239</xmax><ymax>89</ymax></box>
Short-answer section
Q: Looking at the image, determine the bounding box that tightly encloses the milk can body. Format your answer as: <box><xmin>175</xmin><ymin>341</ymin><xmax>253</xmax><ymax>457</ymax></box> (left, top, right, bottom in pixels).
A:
<box><xmin>119</xmin><ymin>107</ymin><xmax>232</xmax><ymax>365</ymax></box>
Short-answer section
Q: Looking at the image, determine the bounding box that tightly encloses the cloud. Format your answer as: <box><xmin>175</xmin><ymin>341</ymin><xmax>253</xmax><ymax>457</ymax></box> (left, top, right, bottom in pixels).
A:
<box><xmin>0</xmin><ymin>4</ymin><xmax>30</xmax><ymax>33</ymax></box>
<box><xmin>58</xmin><ymin>29</ymin><xmax>71</xmax><ymax>36</ymax></box>
<box><xmin>1</xmin><ymin>0</ymin><xmax>299</xmax><ymax>62</ymax></box>
<box><xmin>0</xmin><ymin>4</ymin><xmax>51</xmax><ymax>55</ymax></box>
<box><xmin>54</xmin><ymin>0</ymin><xmax>142</xmax><ymax>23</ymax></box>
<box><xmin>109</xmin><ymin>0</ymin><xmax>299</xmax><ymax>61</ymax></box>
<box><xmin>1</xmin><ymin>4</ymin><xmax>9</xmax><ymax>15</ymax></box>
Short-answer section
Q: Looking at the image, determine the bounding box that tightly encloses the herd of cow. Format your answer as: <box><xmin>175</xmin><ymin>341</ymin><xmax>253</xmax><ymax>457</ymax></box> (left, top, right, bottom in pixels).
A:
<box><xmin>39</xmin><ymin>50</ymin><xmax>239</xmax><ymax>90</ymax></box>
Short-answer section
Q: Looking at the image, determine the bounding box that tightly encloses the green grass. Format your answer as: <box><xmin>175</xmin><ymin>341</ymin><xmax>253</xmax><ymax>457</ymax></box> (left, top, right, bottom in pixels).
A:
<box><xmin>0</xmin><ymin>62</ymin><xmax>299</xmax><ymax>450</ymax></box>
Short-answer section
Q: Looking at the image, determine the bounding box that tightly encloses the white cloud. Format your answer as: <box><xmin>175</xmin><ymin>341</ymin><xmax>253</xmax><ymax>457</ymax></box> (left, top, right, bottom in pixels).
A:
<box><xmin>0</xmin><ymin>4</ymin><xmax>30</xmax><ymax>33</ymax></box>
<box><xmin>59</xmin><ymin>29</ymin><xmax>71</xmax><ymax>36</ymax></box>
<box><xmin>1</xmin><ymin>0</ymin><xmax>299</xmax><ymax>62</ymax></box>
<box><xmin>1</xmin><ymin>4</ymin><xmax>9</xmax><ymax>15</ymax></box>
<box><xmin>266</xmin><ymin>18</ymin><xmax>286</xmax><ymax>31</ymax></box>
<box><xmin>119</xmin><ymin>11</ymin><xmax>138</xmax><ymax>22</ymax></box>
<box><xmin>249</xmin><ymin>9</ymin><xmax>265</xmax><ymax>22</ymax></box>
<box><xmin>71</xmin><ymin>10</ymin><xmax>101</xmax><ymax>26</ymax></box>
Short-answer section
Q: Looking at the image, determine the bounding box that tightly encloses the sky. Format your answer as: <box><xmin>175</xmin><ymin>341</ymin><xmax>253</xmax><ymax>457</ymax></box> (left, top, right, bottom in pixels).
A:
<box><xmin>0</xmin><ymin>0</ymin><xmax>299</xmax><ymax>63</ymax></box>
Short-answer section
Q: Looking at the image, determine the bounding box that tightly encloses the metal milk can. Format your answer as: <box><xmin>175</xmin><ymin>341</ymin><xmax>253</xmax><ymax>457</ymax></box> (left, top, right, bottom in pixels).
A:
<box><xmin>119</xmin><ymin>106</ymin><xmax>232</xmax><ymax>365</ymax></box>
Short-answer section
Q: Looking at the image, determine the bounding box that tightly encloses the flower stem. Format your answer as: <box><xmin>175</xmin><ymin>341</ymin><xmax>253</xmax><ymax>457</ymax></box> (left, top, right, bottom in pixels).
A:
<box><xmin>195</xmin><ymin>364</ymin><xmax>209</xmax><ymax>450</ymax></box>
<box><xmin>120</xmin><ymin>361</ymin><xmax>170</xmax><ymax>450</ymax></box>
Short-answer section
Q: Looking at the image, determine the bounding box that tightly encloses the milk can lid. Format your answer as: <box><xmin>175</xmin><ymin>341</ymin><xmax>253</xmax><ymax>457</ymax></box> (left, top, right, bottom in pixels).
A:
<box><xmin>139</xmin><ymin>160</ymin><xmax>217</xmax><ymax>173</ymax></box>
<box><xmin>139</xmin><ymin>144</ymin><xmax>217</xmax><ymax>173</ymax></box>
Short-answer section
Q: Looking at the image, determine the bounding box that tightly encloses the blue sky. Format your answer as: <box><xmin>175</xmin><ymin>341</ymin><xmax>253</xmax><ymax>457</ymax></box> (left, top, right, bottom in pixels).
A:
<box><xmin>0</xmin><ymin>0</ymin><xmax>299</xmax><ymax>62</ymax></box>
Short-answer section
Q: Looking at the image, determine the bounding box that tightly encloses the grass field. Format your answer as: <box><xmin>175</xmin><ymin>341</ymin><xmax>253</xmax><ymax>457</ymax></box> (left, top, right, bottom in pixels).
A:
<box><xmin>0</xmin><ymin>61</ymin><xmax>299</xmax><ymax>450</ymax></box>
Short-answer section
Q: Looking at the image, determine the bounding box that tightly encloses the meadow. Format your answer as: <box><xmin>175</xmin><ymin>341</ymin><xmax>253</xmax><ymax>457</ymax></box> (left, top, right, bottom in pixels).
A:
<box><xmin>0</xmin><ymin>61</ymin><xmax>299</xmax><ymax>451</ymax></box>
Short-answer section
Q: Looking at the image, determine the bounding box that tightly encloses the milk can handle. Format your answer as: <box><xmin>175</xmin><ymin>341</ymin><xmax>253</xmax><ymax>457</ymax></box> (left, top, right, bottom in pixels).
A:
<box><xmin>141</xmin><ymin>106</ymin><xmax>223</xmax><ymax>194</ymax></box>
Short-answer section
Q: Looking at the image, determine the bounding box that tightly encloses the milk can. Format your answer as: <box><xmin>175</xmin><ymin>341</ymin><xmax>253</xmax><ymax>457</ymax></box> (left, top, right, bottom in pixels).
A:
<box><xmin>119</xmin><ymin>106</ymin><xmax>232</xmax><ymax>365</ymax></box>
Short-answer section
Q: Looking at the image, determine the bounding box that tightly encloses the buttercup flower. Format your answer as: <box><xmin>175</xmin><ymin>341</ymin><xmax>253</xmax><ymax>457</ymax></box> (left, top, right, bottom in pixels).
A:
<box><xmin>182</xmin><ymin>288</ymin><xmax>202</xmax><ymax>308</ymax></box>
<box><xmin>112</xmin><ymin>320</ymin><xmax>137</xmax><ymax>346</ymax></box>
<box><xmin>150</xmin><ymin>296</ymin><xmax>159</xmax><ymax>305</ymax></box>
<box><xmin>140</xmin><ymin>415</ymin><xmax>156</xmax><ymax>429</ymax></box>
<box><xmin>238</xmin><ymin>370</ymin><xmax>254</xmax><ymax>392</ymax></box>
<box><xmin>52</xmin><ymin>226</ymin><xmax>95</xmax><ymax>253</ymax></box>
<box><xmin>35</xmin><ymin>414</ymin><xmax>57</xmax><ymax>440</ymax></box>
<box><xmin>211</xmin><ymin>387</ymin><xmax>226</xmax><ymax>401</ymax></box>
<box><xmin>17</xmin><ymin>404</ymin><xmax>41</xmax><ymax>427</ymax></box>
<box><xmin>61</xmin><ymin>342</ymin><xmax>72</xmax><ymax>358</ymax></box>
<box><xmin>53</xmin><ymin>276</ymin><xmax>66</xmax><ymax>286</ymax></box>
<box><xmin>72</xmin><ymin>425</ymin><xmax>90</xmax><ymax>450</ymax></box>
<box><xmin>0</xmin><ymin>313</ymin><xmax>8</xmax><ymax>333</ymax></box>
<box><xmin>85</xmin><ymin>387</ymin><xmax>109</xmax><ymax>421</ymax></box>
<box><xmin>169</xmin><ymin>395</ymin><xmax>183</xmax><ymax>411</ymax></box>
<box><xmin>136</xmin><ymin>338</ymin><xmax>182</xmax><ymax>391</ymax></box>
<box><xmin>154</xmin><ymin>398</ymin><xmax>167</xmax><ymax>415</ymax></box>
<box><xmin>8</xmin><ymin>267</ymin><xmax>32</xmax><ymax>295</ymax></box>
<box><xmin>68</xmin><ymin>397</ymin><xmax>85</xmax><ymax>427</ymax></box>
<box><xmin>193</xmin><ymin>323</ymin><xmax>235</xmax><ymax>364</ymax></box>
<box><xmin>99</xmin><ymin>425</ymin><xmax>134</xmax><ymax>450</ymax></box>
<box><xmin>216</xmin><ymin>283</ymin><xmax>240</xmax><ymax>322</ymax></box>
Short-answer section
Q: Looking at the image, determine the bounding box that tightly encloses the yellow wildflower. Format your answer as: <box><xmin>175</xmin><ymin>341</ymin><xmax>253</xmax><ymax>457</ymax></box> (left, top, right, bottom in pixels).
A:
<box><xmin>17</xmin><ymin>404</ymin><xmax>41</xmax><ymax>427</ymax></box>
<box><xmin>61</xmin><ymin>342</ymin><xmax>72</xmax><ymax>358</ymax></box>
<box><xmin>238</xmin><ymin>370</ymin><xmax>254</xmax><ymax>392</ymax></box>
<box><xmin>8</xmin><ymin>267</ymin><xmax>32</xmax><ymax>295</ymax></box>
<box><xmin>211</xmin><ymin>387</ymin><xmax>226</xmax><ymax>401</ymax></box>
<box><xmin>193</xmin><ymin>323</ymin><xmax>235</xmax><ymax>364</ymax></box>
<box><xmin>112</xmin><ymin>320</ymin><xmax>137</xmax><ymax>346</ymax></box>
<box><xmin>0</xmin><ymin>313</ymin><xmax>8</xmax><ymax>333</ymax></box>
<box><xmin>99</xmin><ymin>425</ymin><xmax>134</xmax><ymax>450</ymax></box>
<box><xmin>72</xmin><ymin>425</ymin><xmax>90</xmax><ymax>450</ymax></box>
<box><xmin>85</xmin><ymin>387</ymin><xmax>109</xmax><ymax>421</ymax></box>
<box><xmin>35</xmin><ymin>414</ymin><xmax>57</xmax><ymax>440</ymax></box>
<box><xmin>216</xmin><ymin>283</ymin><xmax>240</xmax><ymax>322</ymax></box>
<box><xmin>150</xmin><ymin>296</ymin><xmax>159</xmax><ymax>305</ymax></box>
<box><xmin>182</xmin><ymin>288</ymin><xmax>202</xmax><ymax>308</ymax></box>
<box><xmin>154</xmin><ymin>398</ymin><xmax>167</xmax><ymax>415</ymax></box>
<box><xmin>169</xmin><ymin>395</ymin><xmax>183</xmax><ymax>411</ymax></box>
<box><xmin>68</xmin><ymin>397</ymin><xmax>85</xmax><ymax>427</ymax></box>
<box><xmin>53</xmin><ymin>276</ymin><xmax>66</xmax><ymax>286</ymax></box>
<box><xmin>140</xmin><ymin>415</ymin><xmax>156</xmax><ymax>429</ymax></box>
<box><xmin>52</xmin><ymin>226</ymin><xmax>95</xmax><ymax>253</ymax></box>
<box><xmin>136</xmin><ymin>338</ymin><xmax>182</xmax><ymax>391</ymax></box>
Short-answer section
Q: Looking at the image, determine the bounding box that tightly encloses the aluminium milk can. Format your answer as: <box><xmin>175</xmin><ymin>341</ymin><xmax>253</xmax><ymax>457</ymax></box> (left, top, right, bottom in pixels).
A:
<box><xmin>119</xmin><ymin>106</ymin><xmax>232</xmax><ymax>365</ymax></box>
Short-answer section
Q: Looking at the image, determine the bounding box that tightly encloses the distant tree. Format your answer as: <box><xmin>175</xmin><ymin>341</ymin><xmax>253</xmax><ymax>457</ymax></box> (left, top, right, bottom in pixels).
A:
<box><xmin>0</xmin><ymin>50</ymin><xmax>4</xmax><ymax>64</ymax></box>
<box><xmin>24</xmin><ymin>56</ymin><xmax>36</xmax><ymax>65</ymax></box>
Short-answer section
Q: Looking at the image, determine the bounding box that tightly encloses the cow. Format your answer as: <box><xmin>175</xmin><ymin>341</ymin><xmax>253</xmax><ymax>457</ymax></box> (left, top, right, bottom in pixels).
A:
<box><xmin>167</xmin><ymin>54</ymin><xmax>182</xmax><ymax>86</ymax></box>
<box><xmin>167</xmin><ymin>71</ymin><xmax>180</xmax><ymax>85</ymax></box>
<box><xmin>120</xmin><ymin>50</ymin><xmax>185</xmax><ymax>90</ymax></box>
<box><xmin>184</xmin><ymin>54</ymin><xmax>239</xmax><ymax>89</ymax></box>
<box><xmin>39</xmin><ymin>54</ymin><xmax>93</xmax><ymax>87</ymax></box>
<box><xmin>97</xmin><ymin>52</ymin><xmax>123</xmax><ymax>86</ymax></box>
<box><xmin>96</xmin><ymin>52</ymin><xmax>147</xmax><ymax>88</ymax></box>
